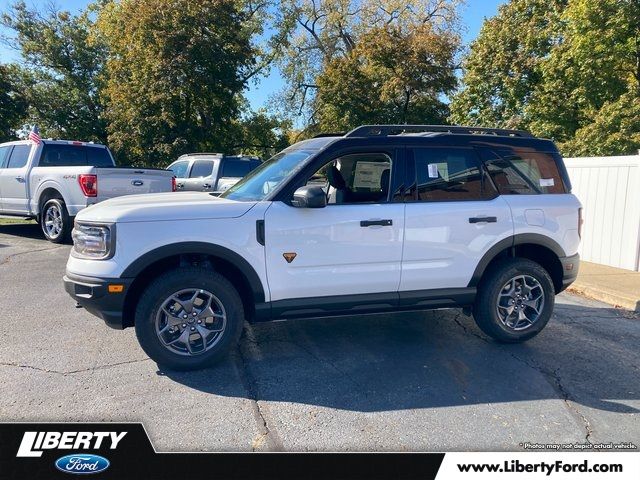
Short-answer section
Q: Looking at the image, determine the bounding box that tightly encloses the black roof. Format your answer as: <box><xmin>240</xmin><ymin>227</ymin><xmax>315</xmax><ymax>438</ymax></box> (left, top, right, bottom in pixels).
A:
<box><xmin>305</xmin><ymin>125</ymin><xmax>558</xmax><ymax>154</ymax></box>
<box><xmin>344</xmin><ymin>124</ymin><xmax>534</xmax><ymax>138</ymax></box>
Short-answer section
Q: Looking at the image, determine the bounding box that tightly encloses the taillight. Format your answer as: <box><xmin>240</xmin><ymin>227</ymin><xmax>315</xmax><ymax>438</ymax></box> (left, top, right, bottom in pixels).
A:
<box><xmin>578</xmin><ymin>207</ymin><xmax>583</xmax><ymax>238</ymax></box>
<box><xmin>79</xmin><ymin>174</ymin><xmax>98</xmax><ymax>197</ymax></box>
<box><xmin>171</xmin><ymin>176</ymin><xmax>177</xmax><ymax>192</ymax></box>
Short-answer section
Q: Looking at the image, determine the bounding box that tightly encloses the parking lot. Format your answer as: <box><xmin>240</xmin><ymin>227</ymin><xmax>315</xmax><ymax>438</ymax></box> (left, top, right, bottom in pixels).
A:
<box><xmin>0</xmin><ymin>222</ymin><xmax>638</xmax><ymax>452</ymax></box>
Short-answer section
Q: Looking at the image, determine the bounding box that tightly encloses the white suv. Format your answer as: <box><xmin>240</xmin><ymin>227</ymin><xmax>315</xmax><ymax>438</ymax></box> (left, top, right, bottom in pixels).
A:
<box><xmin>64</xmin><ymin>125</ymin><xmax>581</xmax><ymax>370</ymax></box>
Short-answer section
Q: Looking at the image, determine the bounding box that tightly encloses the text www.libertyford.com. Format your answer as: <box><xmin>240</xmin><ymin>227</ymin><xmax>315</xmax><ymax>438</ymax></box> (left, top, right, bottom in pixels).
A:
<box><xmin>457</xmin><ymin>460</ymin><xmax>623</xmax><ymax>476</ymax></box>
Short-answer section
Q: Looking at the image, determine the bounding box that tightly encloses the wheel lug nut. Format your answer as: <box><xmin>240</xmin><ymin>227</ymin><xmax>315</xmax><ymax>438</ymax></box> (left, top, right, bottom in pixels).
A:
<box><xmin>190</xmin><ymin>327</ymin><xmax>195</xmax><ymax>331</ymax></box>
<box><xmin>192</xmin><ymin>312</ymin><xmax>197</xmax><ymax>316</ymax></box>
<box><xmin>182</xmin><ymin>323</ymin><xmax>186</xmax><ymax>328</ymax></box>
<box><xmin>197</xmin><ymin>320</ymin><xmax>201</xmax><ymax>324</ymax></box>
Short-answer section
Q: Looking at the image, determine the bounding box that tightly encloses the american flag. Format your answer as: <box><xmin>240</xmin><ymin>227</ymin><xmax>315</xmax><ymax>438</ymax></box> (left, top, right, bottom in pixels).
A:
<box><xmin>28</xmin><ymin>126</ymin><xmax>41</xmax><ymax>144</ymax></box>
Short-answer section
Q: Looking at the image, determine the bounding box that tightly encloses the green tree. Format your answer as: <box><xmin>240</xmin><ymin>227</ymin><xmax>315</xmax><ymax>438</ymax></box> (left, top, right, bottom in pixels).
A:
<box><xmin>527</xmin><ymin>0</ymin><xmax>640</xmax><ymax>151</ymax></box>
<box><xmin>452</xmin><ymin>0</ymin><xmax>640</xmax><ymax>156</ymax></box>
<box><xmin>562</xmin><ymin>90</ymin><xmax>640</xmax><ymax>156</ymax></box>
<box><xmin>96</xmin><ymin>0</ymin><xmax>266</xmax><ymax>165</ymax></box>
<box><xmin>274</xmin><ymin>0</ymin><xmax>462</xmax><ymax>129</ymax></box>
<box><xmin>0</xmin><ymin>64</ymin><xmax>27</xmax><ymax>141</ymax></box>
<box><xmin>450</xmin><ymin>0</ymin><xmax>566</xmax><ymax>129</ymax></box>
<box><xmin>229</xmin><ymin>111</ymin><xmax>292</xmax><ymax>159</ymax></box>
<box><xmin>316</xmin><ymin>23</ymin><xmax>457</xmax><ymax>131</ymax></box>
<box><xmin>1</xmin><ymin>1</ymin><xmax>108</xmax><ymax>141</ymax></box>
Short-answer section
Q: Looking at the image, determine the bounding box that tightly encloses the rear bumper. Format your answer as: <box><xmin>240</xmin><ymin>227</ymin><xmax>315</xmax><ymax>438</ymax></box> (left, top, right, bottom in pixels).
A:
<box><xmin>63</xmin><ymin>272</ymin><xmax>133</xmax><ymax>329</ymax></box>
<box><xmin>559</xmin><ymin>253</ymin><xmax>580</xmax><ymax>291</ymax></box>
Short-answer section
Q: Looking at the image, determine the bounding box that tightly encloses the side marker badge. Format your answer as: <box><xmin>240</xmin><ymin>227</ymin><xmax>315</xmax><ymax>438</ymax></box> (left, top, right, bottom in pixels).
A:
<box><xmin>283</xmin><ymin>252</ymin><xmax>297</xmax><ymax>263</ymax></box>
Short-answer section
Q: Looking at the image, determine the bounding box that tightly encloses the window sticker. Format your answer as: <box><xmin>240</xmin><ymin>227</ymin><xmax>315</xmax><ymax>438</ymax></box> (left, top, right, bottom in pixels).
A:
<box><xmin>427</xmin><ymin>163</ymin><xmax>449</xmax><ymax>181</ymax></box>
<box><xmin>352</xmin><ymin>161</ymin><xmax>390</xmax><ymax>189</ymax></box>
<box><xmin>539</xmin><ymin>178</ymin><xmax>555</xmax><ymax>187</ymax></box>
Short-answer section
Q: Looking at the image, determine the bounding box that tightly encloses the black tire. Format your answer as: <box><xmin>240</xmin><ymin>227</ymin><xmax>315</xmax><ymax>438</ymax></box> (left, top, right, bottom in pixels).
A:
<box><xmin>134</xmin><ymin>267</ymin><xmax>244</xmax><ymax>371</ymax></box>
<box><xmin>40</xmin><ymin>198</ymin><xmax>71</xmax><ymax>243</ymax></box>
<box><xmin>473</xmin><ymin>258</ymin><xmax>555</xmax><ymax>343</ymax></box>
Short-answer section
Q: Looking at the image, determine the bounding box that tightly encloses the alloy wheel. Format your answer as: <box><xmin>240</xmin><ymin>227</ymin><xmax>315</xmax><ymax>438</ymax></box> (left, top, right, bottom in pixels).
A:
<box><xmin>155</xmin><ymin>288</ymin><xmax>227</xmax><ymax>356</ymax></box>
<box><xmin>44</xmin><ymin>204</ymin><xmax>63</xmax><ymax>238</ymax></box>
<box><xmin>496</xmin><ymin>275</ymin><xmax>545</xmax><ymax>331</ymax></box>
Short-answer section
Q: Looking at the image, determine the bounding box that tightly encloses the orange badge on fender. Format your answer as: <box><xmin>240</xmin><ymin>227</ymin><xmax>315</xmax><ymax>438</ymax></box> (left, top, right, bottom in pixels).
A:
<box><xmin>283</xmin><ymin>252</ymin><xmax>297</xmax><ymax>263</ymax></box>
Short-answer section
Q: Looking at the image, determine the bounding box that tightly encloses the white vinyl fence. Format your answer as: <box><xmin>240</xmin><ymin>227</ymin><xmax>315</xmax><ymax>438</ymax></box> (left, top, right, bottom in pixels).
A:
<box><xmin>564</xmin><ymin>154</ymin><xmax>640</xmax><ymax>271</ymax></box>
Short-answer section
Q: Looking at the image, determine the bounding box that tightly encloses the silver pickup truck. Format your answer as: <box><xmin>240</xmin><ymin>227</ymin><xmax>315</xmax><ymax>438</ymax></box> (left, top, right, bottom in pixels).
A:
<box><xmin>0</xmin><ymin>139</ymin><xmax>175</xmax><ymax>242</ymax></box>
<box><xmin>167</xmin><ymin>153</ymin><xmax>261</xmax><ymax>193</ymax></box>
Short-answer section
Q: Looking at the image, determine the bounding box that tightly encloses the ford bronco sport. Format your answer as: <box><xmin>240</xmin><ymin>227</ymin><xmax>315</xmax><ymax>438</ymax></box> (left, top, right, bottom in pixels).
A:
<box><xmin>64</xmin><ymin>125</ymin><xmax>581</xmax><ymax>370</ymax></box>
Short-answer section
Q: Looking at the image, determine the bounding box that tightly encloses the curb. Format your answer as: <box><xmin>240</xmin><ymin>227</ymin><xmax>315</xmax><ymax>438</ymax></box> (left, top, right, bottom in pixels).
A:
<box><xmin>568</xmin><ymin>284</ymin><xmax>640</xmax><ymax>313</ymax></box>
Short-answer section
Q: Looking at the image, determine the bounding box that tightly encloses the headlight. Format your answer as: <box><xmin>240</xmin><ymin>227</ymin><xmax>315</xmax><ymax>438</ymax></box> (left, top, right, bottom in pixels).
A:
<box><xmin>72</xmin><ymin>223</ymin><xmax>114</xmax><ymax>260</ymax></box>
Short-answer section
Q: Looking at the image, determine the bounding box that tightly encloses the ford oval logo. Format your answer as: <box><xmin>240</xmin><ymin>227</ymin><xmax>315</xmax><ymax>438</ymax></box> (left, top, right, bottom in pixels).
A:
<box><xmin>132</xmin><ymin>180</ymin><xmax>144</xmax><ymax>186</ymax></box>
<box><xmin>55</xmin><ymin>454</ymin><xmax>110</xmax><ymax>475</ymax></box>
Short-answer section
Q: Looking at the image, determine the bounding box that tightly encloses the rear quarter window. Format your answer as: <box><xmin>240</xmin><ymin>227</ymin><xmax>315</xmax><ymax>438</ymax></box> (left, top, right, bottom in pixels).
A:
<box><xmin>221</xmin><ymin>160</ymin><xmax>252</xmax><ymax>178</ymax></box>
<box><xmin>479</xmin><ymin>147</ymin><xmax>566</xmax><ymax>194</ymax></box>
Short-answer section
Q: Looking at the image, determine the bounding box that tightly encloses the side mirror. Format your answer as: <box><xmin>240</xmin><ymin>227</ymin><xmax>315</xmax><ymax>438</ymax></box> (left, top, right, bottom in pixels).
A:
<box><xmin>291</xmin><ymin>185</ymin><xmax>327</xmax><ymax>208</ymax></box>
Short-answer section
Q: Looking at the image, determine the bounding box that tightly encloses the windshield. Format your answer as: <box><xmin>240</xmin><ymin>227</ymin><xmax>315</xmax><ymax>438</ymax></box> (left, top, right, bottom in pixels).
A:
<box><xmin>220</xmin><ymin>146</ymin><xmax>322</xmax><ymax>201</ymax></box>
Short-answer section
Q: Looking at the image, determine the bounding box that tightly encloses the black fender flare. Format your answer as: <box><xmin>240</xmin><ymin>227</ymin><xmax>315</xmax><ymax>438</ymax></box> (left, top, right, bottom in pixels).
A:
<box><xmin>468</xmin><ymin>233</ymin><xmax>566</xmax><ymax>287</ymax></box>
<box><xmin>120</xmin><ymin>242</ymin><xmax>265</xmax><ymax>303</ymax></box>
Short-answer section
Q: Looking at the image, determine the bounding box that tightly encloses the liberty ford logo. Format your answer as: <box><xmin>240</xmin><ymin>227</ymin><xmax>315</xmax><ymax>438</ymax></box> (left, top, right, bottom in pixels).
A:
<box><xmin>55</xmin><ymin>454</ymin><xmax>110</xmax><ymax>474</ymax></box>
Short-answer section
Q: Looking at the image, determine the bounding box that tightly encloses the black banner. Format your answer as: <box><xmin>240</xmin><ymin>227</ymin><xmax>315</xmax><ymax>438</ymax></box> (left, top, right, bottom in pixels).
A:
<box><xmin>0</xmin><ymin>423</ymin><xmax>445</xmax><ymax>480</ymax></box>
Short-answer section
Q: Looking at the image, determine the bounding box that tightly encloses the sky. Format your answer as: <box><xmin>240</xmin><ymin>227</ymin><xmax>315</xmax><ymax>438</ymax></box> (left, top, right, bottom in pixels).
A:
<box><xmin>0</xmin><ymin>0</ymin><xmax>506</xmax><ymax>110</ymax></box>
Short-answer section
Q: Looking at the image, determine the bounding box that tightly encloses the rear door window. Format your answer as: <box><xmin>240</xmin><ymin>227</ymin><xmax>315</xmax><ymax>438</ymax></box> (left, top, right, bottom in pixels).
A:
<box><xmin>189</xmin><ymin>160</ymin><xmax>214</xmax><ymax>178</ymax></box>
<box><xmin>409</xmin><ymin>147</ymin><xmax>497</xmax><ymax>201</ymax></box>
<box><xmin>6</xmin><ymin>145</ymin><xmax>32</xmax><ymax>168</ymax></box>
<box><xmin>479</xmin><ymin>147</ymin><xmax>566</xmax><ymax>194</ymax></box>
<box><xmin>221</xmin><ymin>160</ymin><xmax>252</xmax><ymax>178</ymax></box>
<box><xmin>0</xmin><ymin>145</ymin><xmax>12</xmax><ymax>168</ymax></box>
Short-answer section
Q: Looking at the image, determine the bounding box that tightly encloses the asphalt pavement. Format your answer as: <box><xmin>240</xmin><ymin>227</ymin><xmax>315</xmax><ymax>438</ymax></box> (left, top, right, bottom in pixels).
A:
<box><xmin>1</xmin><ymin>222</ymin><xmax>638</xmax><ymax>452</ymax></box>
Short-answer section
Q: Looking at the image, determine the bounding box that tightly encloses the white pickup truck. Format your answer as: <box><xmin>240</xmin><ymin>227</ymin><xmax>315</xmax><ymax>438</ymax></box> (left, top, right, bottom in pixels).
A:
<box><xmin>0</xmin><ymin>139</ymin><xmax>175</xmax><ymax>242</ymax></box>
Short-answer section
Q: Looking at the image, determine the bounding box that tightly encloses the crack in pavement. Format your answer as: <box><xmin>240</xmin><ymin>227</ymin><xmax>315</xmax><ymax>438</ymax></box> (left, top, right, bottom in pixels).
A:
<box><xmin>451</xmin><ymin>314</ymin><xmax>595</xmax><ymax>445</ymax></box>
<box><xmin>0</xmin><ymin>245</ymin><xmax>65</xmax><ymax>266</ymax></box>
<box><xmin>0</xmin><ymin>358</ymin><xmax>151</xmax><ymax>375</ymax></box>
<box><xmin>235</xmin><ymin>324</ymin><xmax>284</xmax><ymax>452</ymax></box>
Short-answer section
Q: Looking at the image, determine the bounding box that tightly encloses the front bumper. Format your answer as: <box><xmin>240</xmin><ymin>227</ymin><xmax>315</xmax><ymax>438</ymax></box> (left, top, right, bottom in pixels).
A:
<box><xmin>63</xmin><ymin>273</ymin><xmax>133</xmax><ymax>329</ymax></box>
<box><xmin>559</xmin><ymin>253</ymin><xmax>580</xmax><ymax>291</ymax></box>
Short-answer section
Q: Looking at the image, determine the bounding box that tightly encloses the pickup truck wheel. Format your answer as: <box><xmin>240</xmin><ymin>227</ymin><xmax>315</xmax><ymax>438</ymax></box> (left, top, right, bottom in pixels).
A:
<box><xmin>473</xmin><ymin>258</ymin><xmax>555</xmax><ymax>343</ymax></box>
<box><xmin>134</xmin><ymin>267</ymin><xmax>244</xmax><ymax>371</ymax></box>
<box><xmin>40</xmin><ymin>198</ymin><xmax>70</xmax><ymax>243</ymax></box>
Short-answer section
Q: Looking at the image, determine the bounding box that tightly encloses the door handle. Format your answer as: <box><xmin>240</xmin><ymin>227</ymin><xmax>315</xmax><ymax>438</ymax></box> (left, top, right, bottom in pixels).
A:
<box><xmin>360</xmin><ymin>219</ymin><xmax>393</xmax><ymax>227</ymax></box>
<box><xmin>469</xmin><ymin>216</ymin><xmax>497</xmax><ymax>224</ymax></box>
<box><xmin>176</xmin><ymin>183</ymin><xmax>184</xmax><ymax>189</ymax></box>
<box><xmin>203</xmin><ymin>183</ymin><xmax>211</xmax><ymax>189</ymax></box>
<box><xmin>15</xmin><ymin>176</ymin><xmax>25</xmax><ymax>183</ymax></box>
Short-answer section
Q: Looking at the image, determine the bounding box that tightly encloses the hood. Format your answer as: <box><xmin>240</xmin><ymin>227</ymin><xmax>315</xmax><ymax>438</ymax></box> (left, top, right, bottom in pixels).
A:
<box><xmin>76</xmin><ymin>192</ymin><xmax>256</xmax><ymax>223</ymax></box>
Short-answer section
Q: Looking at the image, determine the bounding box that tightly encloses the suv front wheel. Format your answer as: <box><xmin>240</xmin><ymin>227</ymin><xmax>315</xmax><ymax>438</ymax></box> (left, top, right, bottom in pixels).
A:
<box><xmin>135</xmin><ymin>267</ymin><xmax>244</xmax><ymax>370</ymax></box>
<box><xmin>473</xmin><ymin>258</ymin><xmax>555</xmax><ymax>343</ymax></box>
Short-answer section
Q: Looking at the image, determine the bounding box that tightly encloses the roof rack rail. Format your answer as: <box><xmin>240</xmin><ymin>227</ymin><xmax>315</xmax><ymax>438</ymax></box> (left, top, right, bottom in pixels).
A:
<box><xmin>344</xmin><ymin>125</ymin><xmax>534</xmax><ymax>138</ymax></box>
<box><xmin>178</xmin><ymin>152</ymin><xmax>224</xmax><ymax>158</ymax></box>
<box><xmin>313</xmin><ymin>132</ymin><xmax>347</xmax><ymax>138</ymax></box>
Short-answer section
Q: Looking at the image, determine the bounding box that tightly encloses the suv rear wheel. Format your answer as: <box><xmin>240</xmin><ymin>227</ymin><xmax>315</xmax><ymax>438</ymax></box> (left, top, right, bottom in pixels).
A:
<box><xmin>134</xmin><ymin>267</ymin><xmax>244</xmax><ymax>370</ymax></box>
<box><xmin>473</xmin><ymin>258</ymin><xmax>555</xmax><ymax>343</ymax></box>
